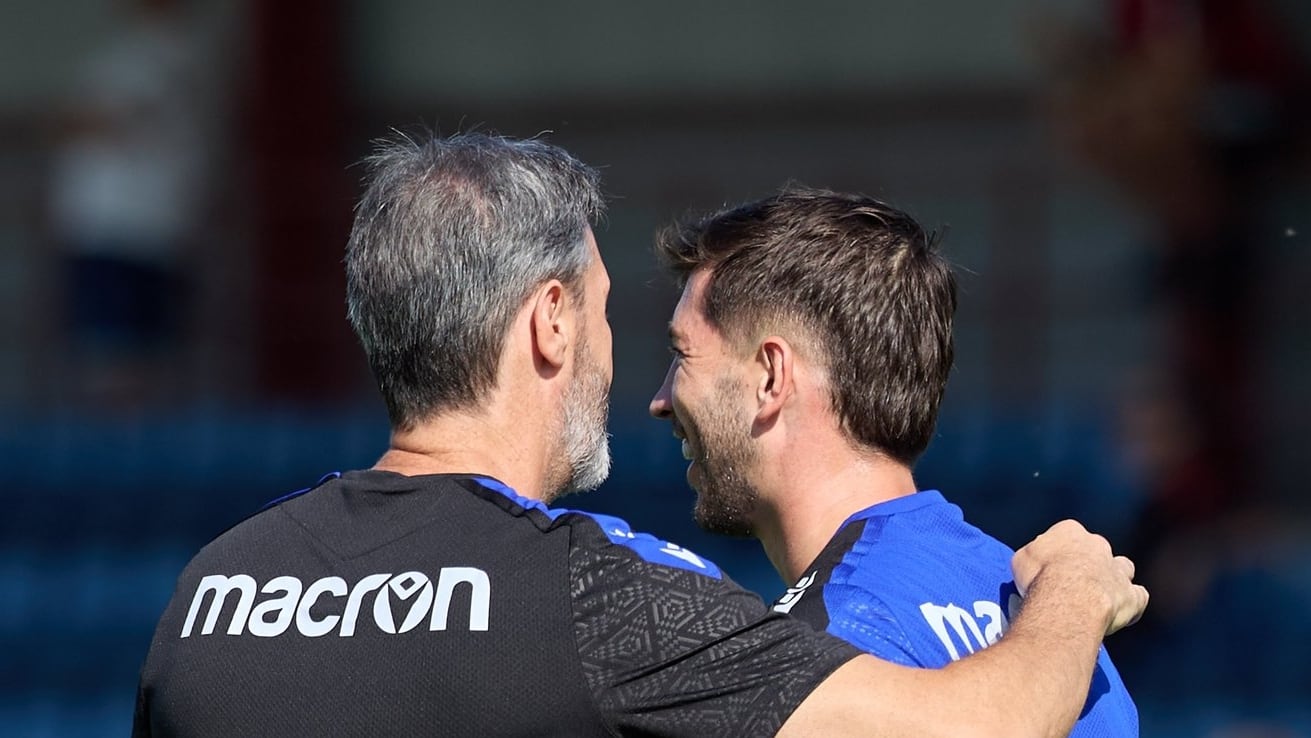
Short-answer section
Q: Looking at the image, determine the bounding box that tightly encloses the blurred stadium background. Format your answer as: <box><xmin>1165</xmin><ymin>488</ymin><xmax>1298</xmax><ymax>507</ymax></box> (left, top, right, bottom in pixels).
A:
<box><xmin>1</xmin><ymin>0</ymin><xmax>1308</xmax><ymax>735</ymax></box>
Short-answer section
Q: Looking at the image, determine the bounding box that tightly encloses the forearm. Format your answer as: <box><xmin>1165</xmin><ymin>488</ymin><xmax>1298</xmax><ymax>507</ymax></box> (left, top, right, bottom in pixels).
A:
<box><xmin>781</xmin><ymin>571</ymin><xmax>1111</xmax><ymax>738</ymax></box>
<box><xmin>931</xmin><ymin>572</ymin><xmax>1108</xmax><ymax>737</ymax></box>
<box><xmin>781</xmin><ymin>519</ymin><xmax>1144</xmax><ymax>738</ymax></box>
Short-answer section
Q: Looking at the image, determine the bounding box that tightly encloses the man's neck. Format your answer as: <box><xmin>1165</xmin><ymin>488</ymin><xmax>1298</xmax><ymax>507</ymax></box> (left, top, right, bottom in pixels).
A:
<box><xmin>373</xmin><ymin>404</ymin><xmax>557</xmax><ymax>501</ymax></box>
<box><xmin>754</xmin><ymin>449</ymin><xmax>917</xmax><ymax>584</ymax></box>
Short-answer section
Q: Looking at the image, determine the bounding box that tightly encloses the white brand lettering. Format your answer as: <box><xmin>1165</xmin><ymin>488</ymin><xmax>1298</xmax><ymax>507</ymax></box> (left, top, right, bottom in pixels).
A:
<box><xmin>248</xmin><ymin>576</ymin><xmax>303</xmax><ymax>637</ymax></box>
<box><xmin>659</xmin><ymin>543</ymin><xmax>706</xmax><ymax>569</ymax></box>
<box><xmin>374</xmin><ymin>572</ymin><xmax>435</xmax><ymax>634</ymax></box>
<box><xmin>431</xmin><ymin>567</ymin><xmax>490</xmax><ymax>631</ymax></box>
<box><xmin>773</xmin><ymin>571</ymin><xmax>818</xmax><ymax>614</ymax></box>
<box><xmin>339</xmin><ymin>573</ymin><xmax>389</xmax><ymax>637</ymax></box>
<box><xmin>295</xmin><ymin>576</ymin><xmax>347</xmax><ymax>637</ymax></box>
<box><xmin>182</xmin><ymin>574</ymin><xmax>257</xmax><ymax>637</ymax></box>
<box><xmin>920</xmin><ymin>599</ymin><xmax>1014</xmax><ymax>661</ymax></box>
<box><xmin>180</xmin><ymin>569</ymin><xmax>491</xmax><ymax>638</ymax></box>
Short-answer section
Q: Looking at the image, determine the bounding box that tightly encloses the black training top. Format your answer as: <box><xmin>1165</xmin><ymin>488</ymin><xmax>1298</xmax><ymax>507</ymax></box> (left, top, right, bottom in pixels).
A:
<box><xmin>133</xmin><ymin>471</ymin><xmax>859</xmax><ymax>737</ymax></box>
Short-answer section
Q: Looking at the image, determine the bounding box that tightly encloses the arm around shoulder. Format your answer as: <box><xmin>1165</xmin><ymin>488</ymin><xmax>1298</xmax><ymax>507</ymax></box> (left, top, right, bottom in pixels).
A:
<box><xmin>778</xmin><ymin>519</ymin><xmax>1148</xmax><ymax>738</ymax></box>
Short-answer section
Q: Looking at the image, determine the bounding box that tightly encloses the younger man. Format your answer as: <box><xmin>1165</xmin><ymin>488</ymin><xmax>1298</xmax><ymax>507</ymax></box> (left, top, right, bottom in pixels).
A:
<box><xmin>651</xmin><ymin>188</ymin><xmax>1138</xmax><ymax>734</ymax></box>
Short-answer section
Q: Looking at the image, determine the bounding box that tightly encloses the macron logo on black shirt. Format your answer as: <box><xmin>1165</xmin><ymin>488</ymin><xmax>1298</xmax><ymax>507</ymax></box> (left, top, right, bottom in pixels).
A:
<box><xmin>180</xmin><ymin>569</ymin><xmax>491</xmax><ymax>639</ymax></box>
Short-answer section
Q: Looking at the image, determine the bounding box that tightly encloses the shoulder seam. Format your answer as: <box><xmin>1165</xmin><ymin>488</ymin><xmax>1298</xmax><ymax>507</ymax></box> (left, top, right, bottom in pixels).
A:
<box><xmin>564</xmin><ymin>521</ymin><xmax>625</xmax><ymax>738</ymax></box>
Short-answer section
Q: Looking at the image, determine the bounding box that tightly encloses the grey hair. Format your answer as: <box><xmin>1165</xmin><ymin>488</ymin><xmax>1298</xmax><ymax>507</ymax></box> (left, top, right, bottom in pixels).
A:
<box><xmin>345</xmin><ymin>132</ymin><xmax>605</xmax><ymax>429</ymax></box>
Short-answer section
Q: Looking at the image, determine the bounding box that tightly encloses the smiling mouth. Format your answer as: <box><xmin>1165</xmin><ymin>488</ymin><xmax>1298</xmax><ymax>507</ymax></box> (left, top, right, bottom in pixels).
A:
<box><xmin>672</xmin><ymin>424</ymin><xmax>694</xmax><ymax>461</ymax></box>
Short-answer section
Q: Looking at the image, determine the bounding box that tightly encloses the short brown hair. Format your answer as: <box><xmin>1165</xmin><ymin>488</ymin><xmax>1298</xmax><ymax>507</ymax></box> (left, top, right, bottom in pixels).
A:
<box><xmin>656</xmin><ymin>187</ymin><xmax>956</xmax><ymax>465</ymax></box>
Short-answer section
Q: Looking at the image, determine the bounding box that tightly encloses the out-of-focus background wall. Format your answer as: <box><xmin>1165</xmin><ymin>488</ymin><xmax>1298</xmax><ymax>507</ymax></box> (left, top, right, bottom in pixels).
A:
<box><xmin>2</xmin><ymin>0</ymin><xmax>1308</xmax><ymax>734</ymax></box>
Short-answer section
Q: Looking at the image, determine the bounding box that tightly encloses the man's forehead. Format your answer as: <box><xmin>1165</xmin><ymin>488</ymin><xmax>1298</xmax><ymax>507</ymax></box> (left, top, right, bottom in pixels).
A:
<box><xmin>670</xmin><ymin>269</ymin><xmax>714</xmax><ymax>337</ymax></box>
<box><xmin>681</xmin><ymin>268</ymin><xmax>713</xmax><ymax>305</ymax></box>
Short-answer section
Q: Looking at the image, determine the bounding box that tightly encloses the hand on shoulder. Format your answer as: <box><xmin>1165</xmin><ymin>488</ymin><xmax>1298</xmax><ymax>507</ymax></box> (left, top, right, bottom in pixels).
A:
<box><xmin>1012</xmin><ymin>519</ymin><xmax>1149</xmax><ymax>636</ymax></box>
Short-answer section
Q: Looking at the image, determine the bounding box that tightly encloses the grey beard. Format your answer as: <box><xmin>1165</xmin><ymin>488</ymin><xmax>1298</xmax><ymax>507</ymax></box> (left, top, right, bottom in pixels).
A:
<box><xmin>558</xmin><ymin>368</ymin><xmax>612</xmax><ymax>497</ymax></box>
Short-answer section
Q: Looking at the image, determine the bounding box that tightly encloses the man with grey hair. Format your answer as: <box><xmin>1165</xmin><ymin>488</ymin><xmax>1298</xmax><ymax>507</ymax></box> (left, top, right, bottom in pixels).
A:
<box><xmin>134</xmin><ymin>132</ymin><xmax>1147</xmax><ymax>737</ymax></box>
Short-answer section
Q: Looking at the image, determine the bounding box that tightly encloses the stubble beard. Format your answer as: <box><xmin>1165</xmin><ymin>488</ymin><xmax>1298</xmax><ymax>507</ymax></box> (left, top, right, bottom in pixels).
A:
<box><xmin>690</xmin><ymin>376</ymin><xmax>759</xmax><ymax>538</ymax></box>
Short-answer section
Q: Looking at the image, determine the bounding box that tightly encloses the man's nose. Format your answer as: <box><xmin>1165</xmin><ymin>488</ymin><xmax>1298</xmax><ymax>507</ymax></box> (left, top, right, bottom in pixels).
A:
<box><xmin>649</xmin><ymin>364</ymin><xmax>675</xmax><ymax>419</ymax></box>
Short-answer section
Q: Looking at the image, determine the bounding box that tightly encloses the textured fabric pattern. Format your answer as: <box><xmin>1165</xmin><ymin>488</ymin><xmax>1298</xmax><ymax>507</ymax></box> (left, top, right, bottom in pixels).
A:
<box><xmin>133</xmin><ymin>471</ymin><xmax>858</xmax><ymax>737</ymax></box>
<box><xmin>568</xmin><ymin>519</ymin><xmax>859</xmax><ymax>737</ymax></box>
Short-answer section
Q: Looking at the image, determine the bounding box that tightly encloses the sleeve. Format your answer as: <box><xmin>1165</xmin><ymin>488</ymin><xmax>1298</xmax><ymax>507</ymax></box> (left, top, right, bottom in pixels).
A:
<box><xmin>568</xmin><ymin>528</ymin><xmax>861</xmax><ymax>737</ymax></box>
<box><xmin>131</xmin><ymin>679</ymin><xmax>151</xmax><ymax>738</ymax></box>
<box><xmin>820</xmin><ymin>583</ymin><xmax>925</xmax><ymax>668</ymax></box>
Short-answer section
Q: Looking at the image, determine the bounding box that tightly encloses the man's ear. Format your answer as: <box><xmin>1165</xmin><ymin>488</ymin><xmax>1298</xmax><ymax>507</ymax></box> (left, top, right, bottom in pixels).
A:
<box><xmin>530</xmin><ymin>280</ymin><xmax>571</xmax><ymax>370</ymax></box>
<box><xmin>755</xmin><ymin>336</ymin><xmax>794</xmax><ymax>422</ymax></box>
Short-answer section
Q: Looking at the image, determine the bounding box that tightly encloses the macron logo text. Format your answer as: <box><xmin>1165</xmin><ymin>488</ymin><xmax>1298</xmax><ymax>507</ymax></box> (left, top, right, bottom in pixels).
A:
<box><xmin>180</xmin><ymin>569</ymin><xmax>491</xmax><ymax>638</ymax></box>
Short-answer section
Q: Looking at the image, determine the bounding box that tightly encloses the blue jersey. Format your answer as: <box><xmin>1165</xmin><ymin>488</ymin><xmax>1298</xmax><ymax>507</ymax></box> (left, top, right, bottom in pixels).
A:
<box><xmin>772</xmin><ymin>490</ymin><xmax>1138</xmax><ymax>737</ymax></box>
